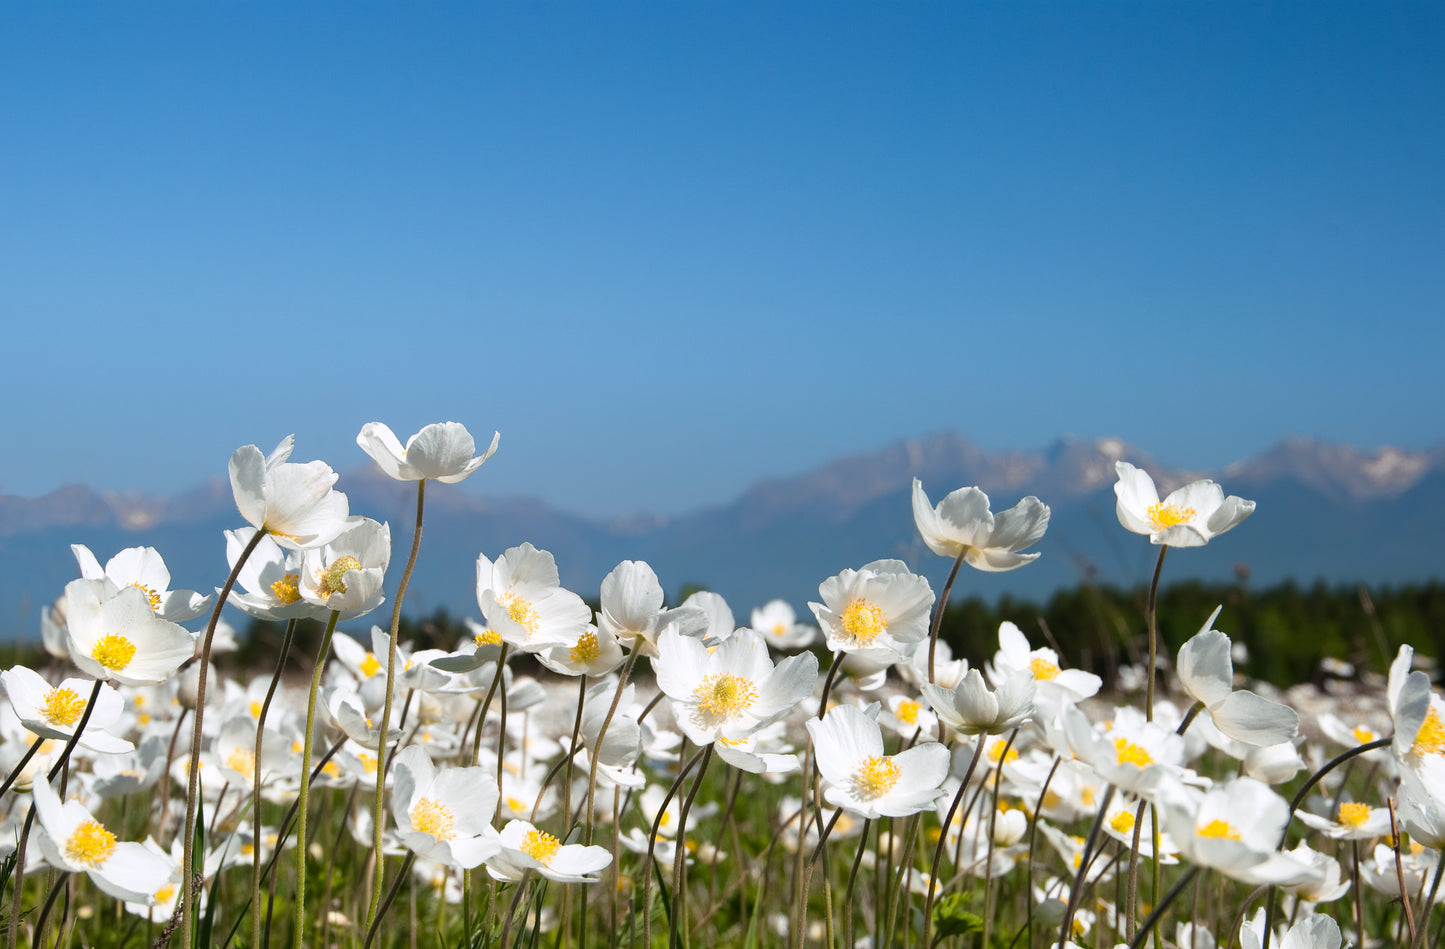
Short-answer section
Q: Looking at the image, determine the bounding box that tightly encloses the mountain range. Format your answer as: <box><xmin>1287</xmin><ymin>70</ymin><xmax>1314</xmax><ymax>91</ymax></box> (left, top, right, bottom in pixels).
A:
<box><xmin>2</xmin><ymin>433</ymin><xmax>1442</xmax><ymax>639</ymax></box>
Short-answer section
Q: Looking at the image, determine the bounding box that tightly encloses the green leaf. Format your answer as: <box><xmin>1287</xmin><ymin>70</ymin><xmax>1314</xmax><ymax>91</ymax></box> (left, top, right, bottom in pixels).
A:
<box><xmin>932</xmin><ymin>893</ymin><xmax>983</xmax><ymax>939</ymax></box>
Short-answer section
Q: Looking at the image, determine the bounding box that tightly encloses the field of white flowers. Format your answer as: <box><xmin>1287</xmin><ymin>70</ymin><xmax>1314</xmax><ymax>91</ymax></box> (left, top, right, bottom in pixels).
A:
<box><xmin>2</xmin><ymin>420</ymin><xmax>1437</xmax><ymax>949</ymax></box>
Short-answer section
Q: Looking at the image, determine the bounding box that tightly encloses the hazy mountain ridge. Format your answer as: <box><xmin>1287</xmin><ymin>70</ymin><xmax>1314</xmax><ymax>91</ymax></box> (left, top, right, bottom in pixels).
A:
<box><xmin>2</xmin><ymin>433</ymin><xmax>1441</xmax><ymax>636</ymax></box>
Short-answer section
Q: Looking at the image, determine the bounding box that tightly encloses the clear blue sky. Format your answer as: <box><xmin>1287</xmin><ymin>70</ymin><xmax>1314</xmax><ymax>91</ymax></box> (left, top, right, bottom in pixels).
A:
<box><xmin>2</xmin><ymin>3</ymin><xmax>1441</xmax><ymax>516</ymax></box>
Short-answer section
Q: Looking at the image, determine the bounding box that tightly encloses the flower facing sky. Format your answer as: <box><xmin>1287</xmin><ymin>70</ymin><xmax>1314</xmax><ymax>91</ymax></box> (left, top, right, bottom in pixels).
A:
<box><xmin>70</xmin><ymin>544</ymin><xmax>211</xmax><ymax>623</ymax></box>
<box><xmin>32</xmin><ymin>775</ymin><xmax>172</xmax><ymax>903</ymax></box>
<box><xmin>228</xmin><ymin>435</ymin><xmax>351</xmax><ymax>550</ymax></box>
<box><xmin>807</xmin><ymin>703</ymin><xmax>949</xmax><ymax>819</ymax></box>
<box><xmin>356</xmin><ymin>421</ymin><xmax>500</xmax><ymax>483</ymax></box>
<box><xmin>476</xmin><ymin>543</ymin><xmax>592</xmax><ymax>652</ymax></box>
<box><xmin>64</xmin><ymin>579</ymin><xmax>196</xmax><ymax>686</ymax></box>
<box><xmin>1113</xmin><ymin>461</ymin><xmax>1255</xmax><ymax>547</ymax></box>
<box><xmin>910</xmin><ymin>479</ymin><xmax>1050</xmax><ymax>571</ymax></box>
<box><xmin>390</xmin><ymin>745</ymin><xmax>500</xmax><ymax>869</ymax></box>
<box><xmin>810</xmin><ymin>560</ymin><xmax>934</xmax><ymax>658</ymax></box>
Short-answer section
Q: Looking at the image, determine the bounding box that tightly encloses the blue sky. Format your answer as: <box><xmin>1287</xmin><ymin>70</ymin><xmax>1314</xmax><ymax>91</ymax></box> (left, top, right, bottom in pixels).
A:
<box><xmin>2</xmin><ymin>3</ymin><xmax>1441</xmax><ymax>516</ymax></box>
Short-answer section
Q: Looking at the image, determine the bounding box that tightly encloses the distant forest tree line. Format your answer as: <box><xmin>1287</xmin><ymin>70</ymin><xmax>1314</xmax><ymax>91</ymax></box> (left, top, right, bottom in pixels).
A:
<box><xmin>204</xmin><ymin>578</ymin><xmax>1445</xmax><ymax>692</ymax></box>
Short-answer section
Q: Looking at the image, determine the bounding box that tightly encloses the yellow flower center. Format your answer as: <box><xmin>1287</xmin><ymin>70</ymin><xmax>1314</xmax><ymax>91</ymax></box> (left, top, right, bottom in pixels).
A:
<box><xmin>1147</xmin><ymin>503</ymin><xmax>1197</xmax><ymax>530</ymax></box>
<box><xmin>42</xmin><ymin>688</ymin><xmax>87</xmax><ymax>727</ymax></box>
<box><xmin>360</xmin><ymin>752</ymin><xmax>378</xmax><ymax>774</ymax></box>
<box><xmin>1352</xmin><ymin>725</ymin><xmax>1378</xmax><ymax>744</ymax></box>
<box><xmin>1415</xmin><ymin>708</ymin><xmax>1445</xmax><ymax>756</ymax></box>
<box><xmin>839</xmin><ymin>599</ymin><xmax>888</xmax><ymax>645</ymax></box>
<box><xmin>852</xmin><ymin>755</ymin><xmax>901</xmax><ymax>800</ymax></box>
<box><xmin>1029</xmin><ymin>656</ymin><xmax>1060</xmax><ymax>681</ymax></box>
<box><xmin>1114</xmin><ymin>738</ymin><xmax>1153</xmax><ymax>768</ymax></box>
<box><xmin>896</xmin><ymin>700</ymin><xmax>921</xmax><ymax>725</ymax></box>
<box><xmin>694</xmin><ymin>674</ymin><xmax>759</xmax><ymax>718</ymax></box>
<box><xmin>65</xmin><ymin>820</ymin><xmax>117</xmax><ymax>868</ymax></box>
<box><xmin>129</xmin><ymin>582</ymin><xmax>162</xmax><ymax>611</ymax></box>
<box><xmin>1338</xmin><ymin>802</ymin><xmax>1372</xmax><ymax>829</ymax></box>
<box><xmin>772</xmin><ymin>623</ymin><xmax>788</xmax><ymax>636</ymax></box>
<box><xmin>506</xmin><ymin>796</ymin><xmax>527</xmax><ymax>814</ymax></box>
<box><xmin>474</xmin><ymin>629</ymin><xmax>502</xmax><ymax>647</ymax></box>
<box><xmin>521</xmin><ymin>828</ymin><xmax>560</xmax><ymax>865</ymax></box>
<box><xmin>499</xmin><ymin>593</ymin><xmax>541</xmax><ymax>635</ymax></box>
<box><xmin>226</xmin><ymin>748</ymin><xmax>256</xmax><ymax>780</ymax></box>
<box><xmin>359</xmin><ymin>653</ymin><xmax>382</xmax><ymax>677</ymax></box>
<box><xmin>270</xmin><ymin>573</ymin><xmax>301</xmax><ymax>604</ymax></box>
<box><xmin>321</xmin><ymin>761</ymin><xmax>341</xmax><ymax>777</ymax></box>
<box><xmin>410</xmin><ymin>798</ymin><xmax>456</xmax><ymax>842</ymax></box>
<box><xmin>570</xmin><ymin>630</ymin><xmax>600</xmax><ymax>664</ymax></box>
<box><xmin>249</xmin><ymin>701</ymin><xmax>263</xmax><ymax>718</ymax></box>
<box><xmin>1110</xmin><ymin>810</ymin><xmax>1136</xmax><ymax>834</ymax></box>
<box><xmin>154</xmin><ymin>884</ymin><xmax>176</xmax><ymax>904</ymax></box>
<box><xmin>316</xmin><ymin>556</ymin><xmax>362</xmax><ymax>599</ymax></box>
<box><xmin>988</xmin><ymin>738</ymin><xmax>1019</xmax><ymax>764</ymax></box>
<box><xmin>1197</xmin><ymin>819</ymin><xmax>1240</xmax><ymax>840</ymax></box>
<box><xmin>92</xmin><ymin>634</ymin><xmax>137</xmax><ymax>672</ymax></box>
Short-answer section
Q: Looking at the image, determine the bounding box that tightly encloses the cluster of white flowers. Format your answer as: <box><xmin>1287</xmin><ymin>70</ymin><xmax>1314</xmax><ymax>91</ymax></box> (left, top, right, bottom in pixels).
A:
<box><xmin>4</xmin><ymin>430</ymin><xmax>1434</xmax><ymax>949</ymax></box>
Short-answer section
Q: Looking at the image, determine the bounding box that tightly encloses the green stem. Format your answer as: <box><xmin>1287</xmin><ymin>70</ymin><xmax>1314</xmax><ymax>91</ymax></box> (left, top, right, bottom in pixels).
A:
<box><xmin>367</xmin><ymin>477</ymin><xmax>427</xmax><ymax>928</ymax></box>
<box><xmin>179</xmin><ymin>525</ymin><xmax>264</xmax><ymax>949</ymax></box>
<box><xmin>251</xmin><ymin>617</ymin><xmax>297</xmax><ymax>949</ymax></box>
<box><xmin>927</xmin><ymin>547</ymin><xmax>968</xmax><ymax>684</ymax></box>
<box><xmin>922</xmin><ymin>736</ymin><xmax>987</xmax><ymax>948</ymax></box>
<box><xmin>293</xmin><ymin>609</ymin><xmax>340</xmax><ymax>949</ymax></box>
<box><xmin>1145</xmin><ymin>545</ymin><xmax>1168</xmax><ymax>722</ymax></box>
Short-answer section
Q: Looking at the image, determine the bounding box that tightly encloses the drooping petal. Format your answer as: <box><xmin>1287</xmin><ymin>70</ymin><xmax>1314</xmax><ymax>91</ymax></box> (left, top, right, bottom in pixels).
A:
<box><xmin>1210</xmin><ymin>691</ymin><xmax>1299</xmax><ymax>747</ymax></box>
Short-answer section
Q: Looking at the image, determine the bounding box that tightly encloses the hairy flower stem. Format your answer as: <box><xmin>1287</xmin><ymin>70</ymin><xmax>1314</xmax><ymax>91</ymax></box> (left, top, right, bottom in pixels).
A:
<box><xmin>842</xmin><ymin>817</ymin><xmax>872</xmax><ymax>949</ymax></box>
<box><xmin>1145</xmin><ymin>545</ymin><xmax>1168</xmax><ymax>721</ymax></box>
<box><xmin>179</xmin><ymin>525</ymin><xmax>264</xmax><ymax>949</ymax></box>
<box><xmin>560</xmin><ymin>675</ymin><xmax>587</xmax><ymax>828</ymax></box>
<box><xmin>584</xmin><ymin>648</ymin><xmax>639</xmax><ymax>845</ymax></box>
<box><xmin>251</xmin><ymin>617</ymin><xmax>297</xmax><ymax>949</ymax></box>
<box><xmin>927</xmin><ymin>547</ymin><xmax>968</xmax><ymax>684</ymax></box>
<box><xmin>293</xmin><ymin>609</ymin><xmax>340</xmax><ymax>949</ymax></box>
<box><xmin>1059</xmin><ymin>784</ymin><xmax>1117</xmax><ymax>949</ymax></box>
<box><xmin>1413</xmin><ymin>852</ymin><xmax>1445</xmax><ymax>949</ymax></box>
<box><xmin>367</xmin><ymin>477</ymin><xmax>426</xmax><ymax>928</ymax></box>
<box><xmin>1126</xmin><ymin>865</ymin><xmax>1200</xmax><ymax>949</ymax></box>
<box><xmin>923</xmin><ymin>736</ymin><xmax>987</xmax><ymax>947</ymax></box>
<box><xmin>640</xmin><ymin>745</ymin><xmax>707</xmax><ymax>949</ymax></box>
<box><xmin>469</xmin><ymin>644</ymin><xmax>510</xmax><ymax>767</ymax></box>
<box><xmin>0</xmin><ymin>736</ymin><xmax>44</xmax><ymax>798</ymax></box>
<box><xmin>1125</xmin><ymin>797</ymin><xmax>1149</xmax><ymax>940</ymax></box>
<box><xmin>1391</xmin><ymin>798</ymin><xmax>1419</xmax><ymax>946</ymax></box>
<box><xmin>363</xmin><ymin>852</ymin><xmax>416</xmax><ymax>949</ymax></box>
<box><xmin>670</xmin><ymin>745</ymin><xmax>712</xmax><ymax>949</ymax></box>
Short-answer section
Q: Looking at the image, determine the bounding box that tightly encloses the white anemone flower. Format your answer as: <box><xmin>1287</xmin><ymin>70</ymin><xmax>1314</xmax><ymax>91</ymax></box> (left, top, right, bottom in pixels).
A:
<box><xmin>921</xmin><ymin>669</ymin><xmax>1034</xmax><ymax>738</ymax></box>
<box><xmin>990</xmin><ymin>622</ymin><xmax>1100</xmax><ymax>703</ymax></box>
<box><xmin>751</xmin><ymin>600</ymin><xmax>817</xmax><ymax>651</ymax></box>
<box><xmin>64</xmin><ymin>579</ymin><xmax>196</xmax><ymax>686</ymax></box>
<box><xmin>31</xmin><ymin>776</ymin><xmax>172</xmax><ymax>902</ymax></box>
<box><xmin>229</xmin><ymin>435</ymin><xmax>350</xmax><ymax>550</ymax></box>
<box><xmin>1176</xmin><ymin>606</ymin><xmax>1299</xmax><ymax>746</ymax></box>
<box><xmin>70</xmin><ymin>544</ymin><xmax>211</xmax><ymax>623</ymax></box>
<box><xmin>476</xmin><ymin>544</ymin><xmax>591</xmax><ymax>653</ymax></box>
<box><xmin>487</xmin><ymin>819</ymin><xmax>612</xmax><ymax>883</ymax></box>
<box><xmin>1113</xmin><ymin>461</ymin><xmax>1255</xmax><ymax>547</ymax></box>
<box><xmin>298</xmin><ymin>517</ymin><xmax>390</xmax><ymax>617</ymax></box>
<box><xmin>1161</xmin><ymin>776</ymin><xmax>1319</xmax><ymax>885</ymax></box>
<box><xmin>1296</xmin><ymin>800</ymin><xmax>1393</xmax><ymax>840</ymax></box>
<box><xmin>810</xmin><ymin>560</ymin><xmax>934</xmax><ymax>658</ymax></box>
<box><xmin>1239</xmin><ymin>910</ymin><xmax>1342</xmax><ymax>949</ymax></box>
<box><xmin>655</xmin><ymin>627</ymin><xmax>817</xmax><ymax>746</ymax></box>
<box><xmin>596</xmin><ymin>560</ymin><xmax>666</xmax><ymax>656</ymax></box>
<box><xmin>538</xmin><ymin>624</ymin><xmax>625</xmax><ymax>677</ymax></box>
<box><xmin>0</xmin><ymin>667</ymin><xmax>131</xmax><ymax>753</ymax></box>
<box><xmin>1064</xmin><ymin>704</ymin><xmax>1184</xmax><ymax>799</ymax></box>
<box><xmin>806</xmin><ymin>703</ymin><xmax>949</xmax><ymax>819</ymax></box>
<box><xmin>357</xmin><ymin>421</ymin><xmax>499</xmax><ymax>483</ymax></box>
<box><xmin>911</xmin><ymin>479</ymin><xmax>1050</xmax><ymax>571</ymax></box>
<box><xmin>391</xmin><ymin>745</ymin><xmax>501</xmax><ymax>869</ymax></box>
<box><xmin>223</xmin><ymin>529</ymin><xmax>327</xmax><ymax>622</ymax></box>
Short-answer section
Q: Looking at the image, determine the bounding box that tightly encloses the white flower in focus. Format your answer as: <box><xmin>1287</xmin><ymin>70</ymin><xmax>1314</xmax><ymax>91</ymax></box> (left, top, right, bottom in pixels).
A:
<box><xmin>487</xmin><ymin>820</ymin><xmax>611</xmax><ymax>883</ymax></box>
<box><xmin>357</xmin><ymin>421</ymin><xmax>499</xmax><ymax>483</ymax></box>
<box><xmin>596</xmin><ymin>560</ymin><xmax>666</xmax><ymax>656</ymax></box>
<box><xmin>655</xmin><ymin>626</ymin><xmax>817</xmax><ymax>746</ymax></box>
<box><xmin>476</xmin><ymin>544</ymin><xmax>591</xmax><ymax>653</ymax></box>
<box><xmin>229</xmin><ymin>436</ymin><xmax>351</xmax><ymax>550</ymax></box>
<box><xmin>31</xmin><ymin>775</ymin><xmax>172</xmax><ymax>902</ymax></box>
<box><xmin>223</xmin><ymin>529</ymin><xmax>327</xmax><ymax>622</ymax></box>
<box><xmin>991</xmin><ymin>622</ymin><xmax>1100</xmax><ymax>703</ymax></box>
<box><xmin>806</xmin><ymin>703</ymin><xmax>948</xmax><ymax>819</ymax></box>
<box><xmin>64</xmin><ymin>579</ymin><xmax>196</xmax><ymax>686</ymax></box>
<box><xmin>1162</xmin><ymin>776</ymin><xmax>1319</xmax><ymax>885</ymax></box>
<box><xmin>299</xmin><ymin>517</ymin><xmax>391</xmax><ymax>617</ymax></box>
<box><xmin>1239</xmin><ymin>910</ymin><xmax>1342</xmax><ymax>949</ymax></box>
<box><xmin>921</xmin><ymin>669</ymin><xmax>1034</xmax><ymax>738</ymax></box>
<box><xmin>911</xmin><ymin>479</ymin><xmax>1049</xmax><ymax>571</ymax></box>
<box><xmin>1113</xmin><ymin>461</ymin><xmax>1255</xmax><ymax>547</ymax></box>
<box><xmin>810</xmin><ymin>560</ymin><xmax>934</xmax><ymax>658</ymax></box>
<box><xmin>391</xmin><ymin>745</ymin><xmax>501</xmax><ymax>869</ymax></box>
<box><xmin>1176</xmin><ymin>606</ymin><xmax>1299</xmax><ymax>747</ymax></box>
<box><xmin>71</xmin><ymin>544</ymin><xmax>211</xmax><ymax>623</ymax></box>
<box><xmin>0</xmin><ymin>667</ymin><xmax>131</xmax><ymax>753</ymax></box>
